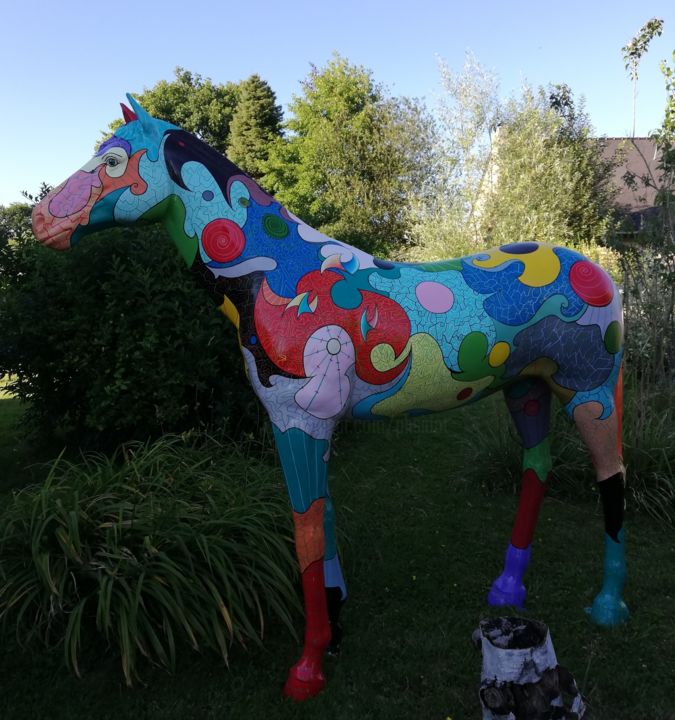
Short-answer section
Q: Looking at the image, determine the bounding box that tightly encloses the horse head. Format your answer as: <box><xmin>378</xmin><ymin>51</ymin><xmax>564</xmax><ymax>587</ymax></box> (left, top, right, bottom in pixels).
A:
<box><xmin>32</xmin><ymin>95</ymin><xmax>178</xmax><ymax>251</ymax></box>
<box><xmin>32</xmin><ymin>96</ymin><xmax>324</xmax><ymax>279</ymax></box>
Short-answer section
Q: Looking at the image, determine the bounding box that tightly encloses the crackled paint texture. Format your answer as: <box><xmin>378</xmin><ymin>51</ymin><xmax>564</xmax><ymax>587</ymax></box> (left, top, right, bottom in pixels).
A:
<box><xmin>32</xmin><ymin>97</ymin><xmax>630</xmax><ymax>701</ymax></box>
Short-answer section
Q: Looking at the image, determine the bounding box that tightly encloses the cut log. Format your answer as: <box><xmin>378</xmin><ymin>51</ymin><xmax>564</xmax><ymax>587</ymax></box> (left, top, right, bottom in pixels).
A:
<box><xmin>476</xmin><ymin>616</ymin><xmax>586</xmax><ymax>719</ymax></box>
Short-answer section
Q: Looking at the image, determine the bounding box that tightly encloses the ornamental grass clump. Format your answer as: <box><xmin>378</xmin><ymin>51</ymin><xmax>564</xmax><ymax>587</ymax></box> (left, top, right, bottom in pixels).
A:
<box><xmin>0</xmin><ymin>436</ymin><xmax>300</xmax><ymax>684</ymax></box>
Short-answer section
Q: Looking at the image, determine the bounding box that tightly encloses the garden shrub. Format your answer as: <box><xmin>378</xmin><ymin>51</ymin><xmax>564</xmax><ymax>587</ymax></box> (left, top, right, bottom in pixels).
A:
<box><xmin>0</xmin><ymin>225</ymin><xmax>257</xmax><ymax>447</ymax></box>
<box><xmin>0</xmin><ymin>435</ymin><xmax>300</xmax><ymax>684</ymax></box>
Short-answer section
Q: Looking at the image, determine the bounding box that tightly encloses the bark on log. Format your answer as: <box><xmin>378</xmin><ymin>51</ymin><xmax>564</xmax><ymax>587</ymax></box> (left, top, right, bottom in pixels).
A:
<box><xmin>476</xmin><ymin>617</ymin><xmax>586</xmax><ymax>720</ymax></box>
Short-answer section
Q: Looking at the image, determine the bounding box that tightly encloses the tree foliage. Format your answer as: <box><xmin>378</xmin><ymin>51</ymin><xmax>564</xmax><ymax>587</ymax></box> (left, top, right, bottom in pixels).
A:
<box><xmin>408</xmin><ymin>55</ymin><xmax>617</xmax><ymax>261</ymax></box>
<box><xmin>622</xmin><ymin>17</ymin><xmax>664</xmax><ymax>81</ymax></box>
<box><xmin>0</xmin><ymin>203</ymin><xmax>33</xmax><ymax>289</ymax></box>
<box><xmin>227</xmin><ymin>74</ymin><xmax>283</xmax><ymax>180</ymax></box>
<box><xmin>108</xmin><ymin>67</ymin><xmax>239</xmax><ymax>155</ymax></box>
<box><xmin>620</xmin><ymin>44</ymin><xmax>675</xmax><ymax>383</ymax></box>
<box><xmin>622</xmin><ymin>17</ymin><xmax>664</xmax><ymax>136</ymax></box>
<box><xmin>261</xmin><ymin>54</ymin><xmax>438</xmax><ymax>255</ymax></box>
<box><xmin>406</xmin><ymin>55</ymin><xmax>500</xmax><ymax>258</ymax></box>
<box><xmin>480</xmin><ymin>87</ymin><xmax>617</xmax><ymax>249</ymax></box>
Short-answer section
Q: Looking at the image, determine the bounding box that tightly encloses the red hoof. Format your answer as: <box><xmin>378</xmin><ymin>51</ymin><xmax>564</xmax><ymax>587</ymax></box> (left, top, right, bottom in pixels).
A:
<box><xmin>282</xmin><ymin>664</ymin><xmax>326</xmax><ymax>701</ymax></box>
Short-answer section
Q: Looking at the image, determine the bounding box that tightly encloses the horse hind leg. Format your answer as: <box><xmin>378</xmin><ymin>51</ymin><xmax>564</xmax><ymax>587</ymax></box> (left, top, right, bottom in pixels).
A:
<box><xmin>569</xmin><ymin>364</ymin><xmax>629</xmax><ymax>626</ymax></box>
<box><xmin>488</xmin><ymin>377</ymin><xmax>552</xmax><ymax>608</ymax></box>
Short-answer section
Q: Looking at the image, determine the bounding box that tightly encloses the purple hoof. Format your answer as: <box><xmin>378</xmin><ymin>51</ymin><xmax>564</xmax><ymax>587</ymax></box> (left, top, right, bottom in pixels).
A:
<box><xmin>487</xmin><ymin>543</ymin><xmax>531</xmax><ymax>608</ymax></box>
<box><xmin>488</xmin><ymin>574</ymin><xmax>527</xmax><ymax>608</ymax></box>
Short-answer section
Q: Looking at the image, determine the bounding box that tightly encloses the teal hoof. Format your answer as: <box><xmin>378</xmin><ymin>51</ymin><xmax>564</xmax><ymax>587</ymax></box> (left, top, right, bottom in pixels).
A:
<box><xmin>587</xmin><ymin>592</ymin><xmax>630</xmax><ymax>627</ymax></box>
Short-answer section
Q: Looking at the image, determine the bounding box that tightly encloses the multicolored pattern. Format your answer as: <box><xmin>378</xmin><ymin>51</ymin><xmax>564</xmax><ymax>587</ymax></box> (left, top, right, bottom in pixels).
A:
<box><xmin>32</xmin><ymin>96</ymin><xmax>629</xmax><ymax>700</ymax></box>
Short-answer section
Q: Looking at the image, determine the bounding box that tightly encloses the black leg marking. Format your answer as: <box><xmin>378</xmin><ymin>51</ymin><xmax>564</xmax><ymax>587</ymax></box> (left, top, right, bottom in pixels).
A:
<box><xmin>597</xmin><ymin>471</ymin><xmax>624</xmax><ymax>542</ymax></box>
<box><xmin>325</xmin><ymin>586</ymin><xmax>345</xmax><ymax>655</ymax></box>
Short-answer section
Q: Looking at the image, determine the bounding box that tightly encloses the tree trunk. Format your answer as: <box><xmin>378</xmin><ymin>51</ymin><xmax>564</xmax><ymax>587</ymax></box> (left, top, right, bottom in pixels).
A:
<box><xmin>474</xmin><ymin>616</ymin><xmax>586</xmax><ymax>719</ymax></box>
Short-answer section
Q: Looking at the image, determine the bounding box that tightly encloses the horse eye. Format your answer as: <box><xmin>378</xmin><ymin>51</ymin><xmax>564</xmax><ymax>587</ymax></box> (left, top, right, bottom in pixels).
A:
<box><xmin>106</xmin><ymin>157</ymin><xmax>119</xmax><ymax>167</ymax></box>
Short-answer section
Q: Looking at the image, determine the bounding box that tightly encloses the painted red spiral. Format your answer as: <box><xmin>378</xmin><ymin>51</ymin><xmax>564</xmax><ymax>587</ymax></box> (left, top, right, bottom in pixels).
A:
<box><xmin>569</xmin><ymin>260</ymin><xmax>613</xmax><ymax>307</ymax></box>
<box><xmin>201</xmin><ymin>218</ymin><xmax>245</xmax><ymax>263</ymax></box>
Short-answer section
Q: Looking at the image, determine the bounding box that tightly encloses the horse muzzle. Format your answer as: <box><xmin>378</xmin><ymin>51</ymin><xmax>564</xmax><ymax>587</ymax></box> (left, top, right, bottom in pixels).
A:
<box><xmin>31</xmin><ymin>203</ymin><xmax>74</xmax><ymax>250</ymax></box>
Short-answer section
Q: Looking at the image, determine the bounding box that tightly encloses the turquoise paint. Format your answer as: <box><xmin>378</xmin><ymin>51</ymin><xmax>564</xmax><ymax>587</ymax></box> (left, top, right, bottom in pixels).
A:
<box><xmin>272</xmin><ymin>425</ymin><xmax>329</xmax><ymax>513</ymax></box>
<box><xmin>589</xmin><ymin>529</ymin><xmax>630</xmax><ymax>626</ymax></box>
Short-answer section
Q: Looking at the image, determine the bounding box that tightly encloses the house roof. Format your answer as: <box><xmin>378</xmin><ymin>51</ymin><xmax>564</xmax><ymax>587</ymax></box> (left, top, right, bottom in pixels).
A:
<box><xmin>600</xmin><ymin>137</ymin><xmax>661</xmax><ymax>212</ymax></box>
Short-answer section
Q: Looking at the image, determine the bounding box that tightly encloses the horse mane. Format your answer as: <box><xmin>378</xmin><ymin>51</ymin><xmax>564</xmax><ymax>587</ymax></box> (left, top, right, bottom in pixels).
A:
<box><xmin>163</xmin><ymin>129</ymin><xmax>274</xmax><ymax>207</ymax></box>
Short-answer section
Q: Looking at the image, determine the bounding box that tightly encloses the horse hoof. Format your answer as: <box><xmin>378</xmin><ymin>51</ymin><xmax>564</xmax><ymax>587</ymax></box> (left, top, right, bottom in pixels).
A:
<box><xmin>487</xmin><ymin>578</ymin><xmax>526</xmax><ymax>608</ymax></box>
<box><xmin>282</xmin><ymin>665</ymin><xmax>326</xmax><ymax>701</ymax></box>
<box><xmin>587</xmin><ymin>593</ymin><xmax>630</xmax><ymax>627</ymax></box>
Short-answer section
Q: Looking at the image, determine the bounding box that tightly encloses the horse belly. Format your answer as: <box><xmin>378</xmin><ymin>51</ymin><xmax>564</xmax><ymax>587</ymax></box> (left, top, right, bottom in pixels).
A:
<box><xmin>350</xmin><ymin>331</ymin><xmax>498</xmax><ymax>420</ymax></box>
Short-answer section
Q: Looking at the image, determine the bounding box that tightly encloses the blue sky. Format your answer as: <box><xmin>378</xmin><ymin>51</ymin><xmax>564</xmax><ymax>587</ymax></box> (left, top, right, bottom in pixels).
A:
<box><xmin>1</xmin><ymin>0</ymin><xmax>672</xmax><ymax>206</ymax></box>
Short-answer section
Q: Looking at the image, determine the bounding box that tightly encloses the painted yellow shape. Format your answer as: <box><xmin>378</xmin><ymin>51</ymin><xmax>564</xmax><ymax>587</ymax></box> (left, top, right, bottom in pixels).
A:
<box><xmin>371</xmin><ymin>341</ymin><xmax>412</xmax><ymax>372</ymax></box>
<box><xmin>371</xmin><ymin>333</ymin><xmax>493</xmax><ymax>416</ymax></box>
<box><xmin>520</xmin><ymin>357</ymin><xmax>575</xmax><ymax>404</ymax></box>
<box><xmin>488</xmin><ymin>341</ymin><xmax>511</xmax><ymax>367</ymax></box>
<box><xmin>473</xmin><ymin>245</ymin><xmax>560</xmax><ymax>287</ymax></box>
<box><xmin>219</xmin><ymin>295</ymin><xmax>248</xmax><ymax>379</ymax></box>
<box><xmin>219</xmin><ymin>294</ymin><xmax>240</xmax><ymax>329</ymax></box>
<box><xmin>286</xmin><ymin>291</ymin><xmax>308</xmax><ymax>310</ymax></box>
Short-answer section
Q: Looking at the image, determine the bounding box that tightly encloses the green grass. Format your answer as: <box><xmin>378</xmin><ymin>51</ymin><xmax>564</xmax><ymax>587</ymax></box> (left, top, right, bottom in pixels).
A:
<box><xmin>0</xmin><ymin>396</ymin><xmax>60</xmax><ymax>493</ymax></box>
<box><xmin>0</xmin><ymin>396</ymin><xmax>28</xmax><ymax>489</ymax></box>
<box><xmin>0</xmin><ymin>378</ymin><xmax>74</xmax><ymax>491</ymax></box>
<box><xmin>0</xmin><ymin>399</ymin><xmax>673</xmax><ymax>719</ymax></box>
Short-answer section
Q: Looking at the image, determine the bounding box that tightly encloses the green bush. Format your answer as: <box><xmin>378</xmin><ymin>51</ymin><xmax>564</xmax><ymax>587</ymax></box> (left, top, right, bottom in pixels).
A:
<box><xmin>0</xmin><ymin>225</ymin><xmax>257</xmax><ymax>447</ymax></box>
<box><xmin>0</xmin><ymin>435</ymin><xmax>300</xmax><ymax>684</ymax></box>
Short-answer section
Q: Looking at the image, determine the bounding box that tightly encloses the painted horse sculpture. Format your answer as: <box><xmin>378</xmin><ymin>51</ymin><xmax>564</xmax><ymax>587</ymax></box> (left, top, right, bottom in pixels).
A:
<box><xmin>32</xmin><ymin>96</ymin><xmax>629</xmax><ymax>700</ymax></box>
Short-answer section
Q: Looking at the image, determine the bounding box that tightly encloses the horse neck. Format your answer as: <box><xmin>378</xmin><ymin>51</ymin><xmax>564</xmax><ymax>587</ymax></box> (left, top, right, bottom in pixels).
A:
<box><xmin>157</xmin><ymin>136</ymin><xmax>371</xmax><ymax>322</ymax></box>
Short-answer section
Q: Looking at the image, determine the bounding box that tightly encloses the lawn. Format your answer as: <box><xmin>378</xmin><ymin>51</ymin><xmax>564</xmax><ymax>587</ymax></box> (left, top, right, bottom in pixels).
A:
<box><xmin>0</xmin><ymin>388</ymin><xmax>56</xmax><ymax>492</ymax></box>
<box><xmin>0</xmin><ymin>398</ymin><xmax>673</xmax><ymax>719</ymax></box>
<box><xmin>0</xmin><ymin>392</ymin><xmax>28</xmax><ymax>491</ymax></box>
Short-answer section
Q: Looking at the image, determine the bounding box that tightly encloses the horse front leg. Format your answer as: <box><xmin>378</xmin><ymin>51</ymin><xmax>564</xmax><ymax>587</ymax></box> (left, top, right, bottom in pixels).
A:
<box><xmin>273</xmin><ymin>424</ymin><xmax>334</xmax><ymax>700</ymax></box>
<box><xmin>322</xmin><ymin>493</ymin><xmax>347</xmax><ymax>654</ymax></box>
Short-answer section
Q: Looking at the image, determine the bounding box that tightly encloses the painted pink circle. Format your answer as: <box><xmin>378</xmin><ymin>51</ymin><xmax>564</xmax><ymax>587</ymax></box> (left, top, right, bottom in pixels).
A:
<box><xmin>415</xmin><ymin>281</ymin><xmax>454</xmax><ymax>313</ymax></box>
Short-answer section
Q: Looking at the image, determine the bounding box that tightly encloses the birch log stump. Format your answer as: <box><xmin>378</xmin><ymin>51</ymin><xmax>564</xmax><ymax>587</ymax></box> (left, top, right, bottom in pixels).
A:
<box><xmin>474</xmin><ymin>617</ymin><xmax>586</xmax><ymax>720</ymax></box>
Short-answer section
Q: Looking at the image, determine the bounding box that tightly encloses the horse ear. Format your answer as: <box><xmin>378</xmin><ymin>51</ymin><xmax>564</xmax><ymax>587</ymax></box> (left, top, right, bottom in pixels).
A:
<box><xmin>120</xmin><ymin>103</ymin><xmax>137</xmax><ymax>124</ymax></box>
<box><xmin>125</xmin><ymin>94</ymin><xmax>154</xmax><ymax>131</ymax></box>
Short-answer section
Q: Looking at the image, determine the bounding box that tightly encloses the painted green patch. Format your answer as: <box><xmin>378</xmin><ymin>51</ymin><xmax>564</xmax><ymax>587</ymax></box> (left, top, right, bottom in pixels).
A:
<box><xmin>416</xmin><ymin>258</ymin><xmax>463</xmax><ymax>273</ymax></box>
<box><xmin>604</xmin><ymin>320</ymin><xmax>623</xmax><ymax>354</ymax></box>
<box><xmin>455</xmin><ymin>331</ymin><xmax>505</xmax><ymax>386</ymax></box>
<box><xmin>523</xmin><ymin>437</ymin><xmax>552</xmax><ymax>480</ymax></box>
<box><xmin>263</xmin><ymin>214</ymin><xmax>289</xmax><ymax>239</ymax></box>
<box><xmin>142</xmin><ymin>196</ymin><xmax>198</xmax><ymax>267</ymax></box>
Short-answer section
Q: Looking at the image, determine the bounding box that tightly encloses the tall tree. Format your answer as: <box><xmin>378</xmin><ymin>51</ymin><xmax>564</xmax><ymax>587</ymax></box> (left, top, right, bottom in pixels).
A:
<box><xmin>0</xmin><ymin>202</ymin><xmax>34</xmax><ymax>292</ymax></box>
<box><xmin>261</xmin><ymin>54</ymin><xmax>438</xmax><ymax>256</ymax></box>
<box><xmin>622</xmin><ymin>18</ymin><xmax>664</xmax><ymax>137</ymax></box>
<box><xmin>409</xmin><ymin>56</ymin><xmax>617</xmax><ymax>261</ymax></box>
<box><xmin>227</xmin><ymin>74</ymin><xmax>283</xmax><ymax>180</ymax></box>
<box><xmin>406</xmin><ymin>54</ymin><xmax>501</xmax><ymax>258</ymax></box>
<box><xmin>478</xmin><ymin>87</ymin><xmax>617</xmax><ymax>249</ymax></box>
